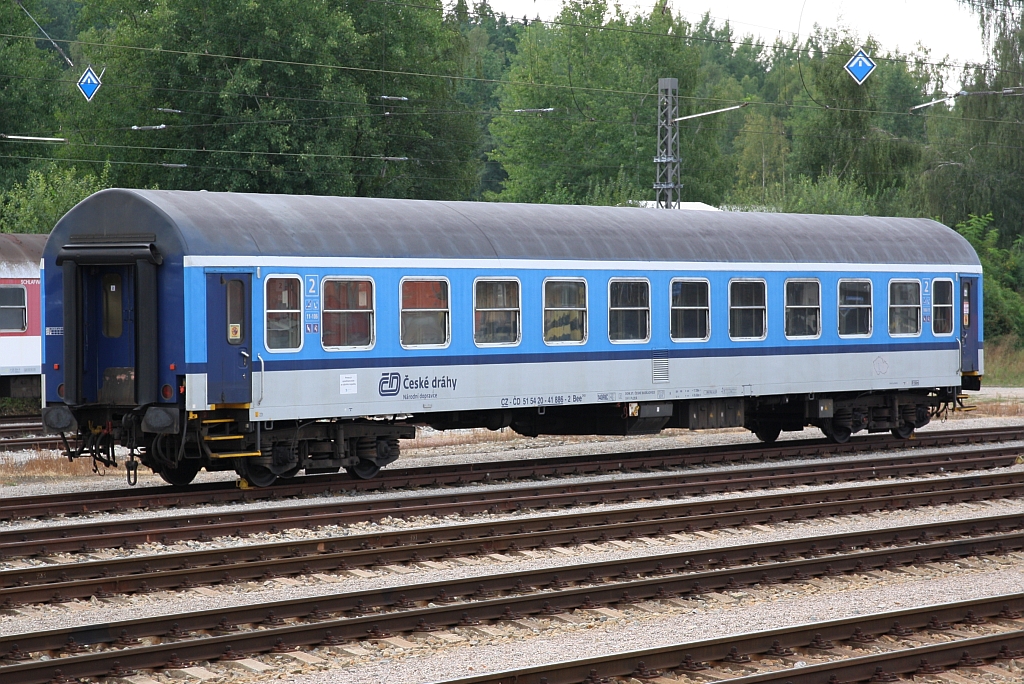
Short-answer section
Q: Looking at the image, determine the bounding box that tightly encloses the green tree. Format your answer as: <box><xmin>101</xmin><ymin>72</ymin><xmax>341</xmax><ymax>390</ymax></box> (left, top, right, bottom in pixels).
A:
<box><xmin>0</xmin><ymin>0</ymin><xmax>64</xmax><ymax>188</ymax></box>
<box><xmin>488</xmin><ymin>1</ymin><xmax>715</xmax><ymax>205</ymax></box>
<box><xmin>55</xmin><ymin>0</ymin><xmax>478</xmax><ymax>198</ymax></box>
<box><xmin>0</xmin><ymin>163</ymin><xmax>110</xmax><ymax>233</ymax></box>
<box><xmin>954</xmin><ymin>213</ymin><xmax>1024</xmax><ymax>338</ymax></box>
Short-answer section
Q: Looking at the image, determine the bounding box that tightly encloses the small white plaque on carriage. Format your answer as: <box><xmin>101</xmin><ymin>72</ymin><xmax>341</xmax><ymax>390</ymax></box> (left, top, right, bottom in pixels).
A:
<box><xmin>340</xmin><ymin>374</ymin><xmax>357</xmax><ymax>394</ymax></box>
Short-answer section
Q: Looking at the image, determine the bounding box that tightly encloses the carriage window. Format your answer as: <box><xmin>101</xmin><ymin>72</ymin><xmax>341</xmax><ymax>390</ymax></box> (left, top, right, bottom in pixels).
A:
<box><xmin>729</xmin><ymin>280</ymin><xmax>766</xmax><ymax>339</ymax></box>
<box><xmin>226</xmin><ymin>280</ymin><xmax>244</xmax><ymax>345</ymax></box>
<box><xmin>785</xmin><ymin>280</ymin><xmax>820</xmax><ymax>338</ymax></box>
<box><xmin>101</xmin><ymin>274</ymin><xmax>122</xmax><ymax>338</ymax></box>
<box><xmin>671</xmin><ymin>280</ymin><xmax>709</xmax><ymax>341</ymax></box>
<box><xmin>0</xmin><ymin>285</ymin><xmax>27</xmax><ymax>332</ymax></box>
<box><xmin>475</xmin><ymin>280</ymin><xmax>520</xmax><ymax>346</ymax></box>
<box><xmin>932</xmin><ymin>280</ymin><xmax>954</xmax><ymax>335</ymax></box>
<box><xmin>265</xmin><ymin>277</ymin><xmax>302</xmax><ymax>350</ymax></box>
<box><xmin>323</xmin><ymin>279</ymin><xmax>373</xmax><ymax>349</ymax></box>
<box><xmin>838</xmin><ymin>280</ymin><xmax>872</xmax><ymax>337</ymax></box>
<box><xmin>889</xmin><ymin>281</ymin><xmax>921</xmax><ymax>336</ymax></box>
<box><xmin>544</xmin><ymin>279</ymin><xmax>587</xmax><ymax>344</ymax></box>
<box><xmin>401</xmin><ymin>279</ymin><xmax>449</xmax><ymax>347</ymax></box>
<box><xmin>609</xmin><ymin>280</ymin><xmax>650</xmax><ymax>342</ymax></box>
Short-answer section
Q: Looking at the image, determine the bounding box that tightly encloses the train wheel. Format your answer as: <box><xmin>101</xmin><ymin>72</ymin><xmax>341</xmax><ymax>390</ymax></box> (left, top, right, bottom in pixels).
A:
<box><xmin>891</xmin><ymin>425</ymin><xmax>914</xmax><ymax>439</ymax></box>
<box><xmin>158</xmin><ymin>460</ymin><xmax>201</xmax><ymax>486</ymax></box>
<box><xmin>754</xmin><ymin>424</ymin><xmax>782</xmax><ymax>444</ymax></box>
<box><xmin>236</xmin><ymin>459</ymin><xmax>278</xmax><ymax>487</ymax></box>
<box><xmin>825</xmin><ymin>424</ymin><xmax>852</xmax><ymax>444</ymax></box>
<box><xmin>345</xmin><ymin>459</ymin><xmax>381</xmax><ymax>480</ymax></box>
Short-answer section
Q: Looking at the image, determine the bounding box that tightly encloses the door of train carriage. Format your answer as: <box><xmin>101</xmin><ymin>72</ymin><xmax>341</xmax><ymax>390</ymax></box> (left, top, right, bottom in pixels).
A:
<box><xmin>83</xmin><ymin>265</ymin><xmax>136</xmax><ymax>404</ymax></box>
<box><xmin>960</xmin><ymin>275</ymin><xmax>981</xmax><ymax>375</ymax></box>
<box><xmin>206</xmin><ymin>274</ymin><xmax>252</xmax><ymax>405</ymax></box>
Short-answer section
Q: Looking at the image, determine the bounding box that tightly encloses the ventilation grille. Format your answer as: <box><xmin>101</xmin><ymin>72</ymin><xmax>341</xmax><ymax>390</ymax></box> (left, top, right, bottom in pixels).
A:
<box><xmin>652</xmin><ymin>350</ymin><xmax>670</xmax><ymax>384</ymax></box>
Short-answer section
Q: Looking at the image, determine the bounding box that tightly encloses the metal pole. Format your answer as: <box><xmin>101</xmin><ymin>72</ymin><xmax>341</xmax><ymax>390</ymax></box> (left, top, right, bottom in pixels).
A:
<box><xmin>654</xmin><ymin>78</ymin><xmax>680</xmax><ymax>209</ymax></box>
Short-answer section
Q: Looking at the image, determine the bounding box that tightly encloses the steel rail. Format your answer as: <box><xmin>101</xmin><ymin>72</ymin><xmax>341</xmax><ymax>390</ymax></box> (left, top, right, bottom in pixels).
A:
<box><xmin>437</xmin><ymin>599</ymin><xmax>1024</xmax><ymax>684</ymax></box>
<box><xmin>2</xmin><ymin>424</ymin><xmax>1023</xmax><ymax>520</ymax></box>
<box><xmin>3</xmin><ymin>475</ymin><xmax>1024</xmax><ymax>604</ymax></box>
<box><xmin>2</xmin><ymin>510</ymin><xmax>1022</xmax><ymax>639</ymax></box>
<box><xmin>3</xmin><ymin>452</ymin><xmax>1023</xmax><ymax>559</ymax></box>
<box><xmin>1</xmin><ymin>537</ymin><xmax>1023</xmax><ymax>684</ymax></box>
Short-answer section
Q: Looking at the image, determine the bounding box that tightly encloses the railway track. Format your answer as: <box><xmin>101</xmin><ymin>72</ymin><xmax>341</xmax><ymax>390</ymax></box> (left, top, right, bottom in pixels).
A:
<box><xmin>440</xmin><ymin>595</ymin><xmax>1024</xmax><ymax>684</ymax></box>
<box><xmin>2</xmin><ymin>441</ymin><xmax>1024</xmax><ymax>560</ymax></box>
<box><xmin>0</xmin><ymin>417</ymin><xmax>49</xmax><ymax>448</ymax></box>
<box><xmin>1</xmin><ymin>514</ymin><xmax>1022</xmax><ymax>684</ymax></box>
<box><xmin>2</xmin><ymin>465</ymin><xmax>1023</xmax><ymax>603</ymax></box>
<box><xmin>3</xmin><ymin>423</ymin><xmax>1024</xmax><ymax>522</ymax></box>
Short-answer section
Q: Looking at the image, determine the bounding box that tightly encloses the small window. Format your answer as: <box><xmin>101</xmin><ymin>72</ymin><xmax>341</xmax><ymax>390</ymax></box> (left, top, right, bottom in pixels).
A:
<box><xmin>932</xmin><ymin>280</ymin><xmax>954</xmax><ymax>335</ymax></box>
<box><xmin>889</xmin><ymin>281</ymin><xmax>921</xmax><ymax>336</ymax></box>
<box><xmin>544</xmin><ymin>279</ymin><xmax>587</xmax><ymax>344</ymax></box>
<box><xmin>0</xmin><ymin>285</ymin><xmax>27</xmax><ymax>332</ymax></box>
<box><xmin>475</xmin><ymin>279</ymin><xmax>520</xmax><ymax>346</ymax></box>
<box><xmin>266</xmin><ymin>276</ymin><xmax>302</xmax><ymax>350</ymax></box>
<box><xmin>838</xmin><ymin>280</ymin><xmax>872</xmax><ymax>337</ymax></box>
<box><xmin>323</xmin><ymin>279</ymin><xmax>373</xmax><ymax>349</ymax></box>
<box><xmin>401</xmin><ymin>279</ymin><xmax>449</xmax><ymax>347</ymax></box>
<box><xmin>101</xmin><ymin>274</ymin><xmax>123</xmax><ymax>338</ymax></box>
<box><xmin>729</xmin><ymin>280</ymin><xmax>766</xmax><ymax>339</ymax></box>
<box><xmin>226</xmin><ymin>279</ymin><xmax>244</xmax><ymax>345</ymax></box>
<box><xmin>609</xmin><ymin>280</ymin><xmax>650</xmax><ymax>342</ymax></box>
<box><xmin>785</xmin><ymin>280</ymin><xmax>820</xmax><ymax>338</ymax></box>
<box><xmin>670</xmin><ymin>279</ymin><xmax>709</xmax><ymax>341</ymax></box>
<box><xmin>962</xmin><ymin>281</ymin><xmax>972</xmax><ymax>329</ymax></box>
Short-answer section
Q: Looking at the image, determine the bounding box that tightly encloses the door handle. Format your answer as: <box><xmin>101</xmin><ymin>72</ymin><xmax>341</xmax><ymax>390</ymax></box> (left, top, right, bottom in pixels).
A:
<box><xmin>257</xmin><ymin>353</ymin><xmax>265</xmax><ymax>405</ymax></box>
<box><xmin>240</xmin><ymin>350</ymin><xmax>250</xmax><ymax>359</ymax></box>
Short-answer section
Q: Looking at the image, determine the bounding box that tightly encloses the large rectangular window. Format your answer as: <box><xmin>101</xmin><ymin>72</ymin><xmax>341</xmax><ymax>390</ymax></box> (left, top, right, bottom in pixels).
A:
<box><xmin>544</xmin><ymin>279</ymin><xmax>586</xmax><ymax>344</ymax></box>
<box><xmin>838</xmin><ymin>280</ymin><xmax>872</xmax><ymax>337</ymax></box>
<box><xmin>609</xmin><ymin>280</ymin><xmax>650</xmax><ymax>342</ymax></box>
<box><xmin>102</xmin><ymin>273</ymin><xmax>123</xmax><ymax>339</ymax></box>
<box><xmin>475</xmin><ymin>279</ymin><xmax>520</xmax><ymax>346</ymax></box>
<box><xmin>670</xmin><ymin>279</ymin><xmax>709</xmax><ymax>341</ymax></box>
<box><xmin>785</xmin><ymin>280</ymin><xmax>820</xmax><ymax>338</ymax></box>
<box><xmin>401</xmin><ymin>279</ymin><xmax>449</xmax><ymax>347</ymax></box>
<box><xmin>323</xmin><ymin>279</ymin><xmax>373</xmax><ymax>349</ymax></box>
<box><xmin>729</xmin><ymin>280</ymin><xmax>766</xmax><ymax>339</ymax></box>
<box><xmin>0</xmin><ymin>285</ymin><xmax>27</xmax><ymax>332</ymax></box>
<box><xmin>266</xmin><ymin>276</ymin><xmax>302</xmax><ymax>350</ymax></box>
<box><xmin>889</xmin><ymin>280</ymin><xmax>921</xmax><ymax>336</ymax></box>
<box><xmin>932</xmin><ymin>279</ymin><xmax>954</xmax><ymax>335</ymax></box>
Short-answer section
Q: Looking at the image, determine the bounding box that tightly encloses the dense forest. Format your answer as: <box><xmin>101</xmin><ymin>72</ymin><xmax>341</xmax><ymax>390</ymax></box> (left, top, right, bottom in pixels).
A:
<box><xmin>3</xmin><ymin>0</ymin><xmax>1024</xmax><ymax>339</ymax></box>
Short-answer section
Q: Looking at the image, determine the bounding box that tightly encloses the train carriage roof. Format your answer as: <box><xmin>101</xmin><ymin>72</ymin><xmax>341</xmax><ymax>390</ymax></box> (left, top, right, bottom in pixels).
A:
<box><xmin>0</xmin><ymin>233</ymin><xmax>47</xmax><ymax>278</ymax></box>
<box><xmin>46</xmin><ymin>189</ymin><xmax>981</xmax><ymax>267</ymax></box>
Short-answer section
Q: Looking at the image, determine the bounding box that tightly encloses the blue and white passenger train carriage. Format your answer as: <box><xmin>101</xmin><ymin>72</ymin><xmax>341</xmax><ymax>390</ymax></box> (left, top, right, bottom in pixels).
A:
<box><xmin>40</xmin><ymin>190</ymin><xmax>983</xmax><ymax>486</ymax></box>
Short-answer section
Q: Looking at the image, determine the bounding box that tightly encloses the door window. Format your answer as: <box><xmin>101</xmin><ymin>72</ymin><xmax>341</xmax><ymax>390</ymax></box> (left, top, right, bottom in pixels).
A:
<box><xmin>102</xmin><ymin>273</ymin><xmax>123</xmax><ymax>338</ymax></box>
<box><xmin>265</xmin><ymin>276</ymin><xmax>302</xmax><ymax>350</ymax></box>
<box><xmin>226</xmin><ymin>279</ymin><xmax>245</xmax><ymax>344</ymax></box>
<box><xmin>0</xmin><ymin>285</ymin><xmax>27</xmax><ymax>332</ymax></box>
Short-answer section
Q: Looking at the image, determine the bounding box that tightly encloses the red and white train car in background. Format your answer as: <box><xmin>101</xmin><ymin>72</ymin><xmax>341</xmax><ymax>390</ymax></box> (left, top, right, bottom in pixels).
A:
<box><xmin>0</xmin><ymin>234</ymin><xmax>46</xmax><ymax>399</ymax></box>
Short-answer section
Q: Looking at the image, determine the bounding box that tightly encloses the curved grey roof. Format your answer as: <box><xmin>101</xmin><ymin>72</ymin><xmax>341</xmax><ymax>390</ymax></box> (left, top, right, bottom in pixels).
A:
<box><xmin>45</xmin><ymin>189</ymin><xmax>981</xmax><ymax>266</ymax></box>
<box><xmin>0</xmin><ymin>233</ymin><xmax>46</xmax><ymax>278</ymax></box>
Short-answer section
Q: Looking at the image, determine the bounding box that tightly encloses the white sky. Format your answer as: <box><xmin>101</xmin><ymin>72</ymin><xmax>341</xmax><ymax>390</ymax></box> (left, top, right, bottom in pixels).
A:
<box><xmin>485</xmin><ymin>0</ymin><xmax>988</xmax><ymax>76</ymax></box>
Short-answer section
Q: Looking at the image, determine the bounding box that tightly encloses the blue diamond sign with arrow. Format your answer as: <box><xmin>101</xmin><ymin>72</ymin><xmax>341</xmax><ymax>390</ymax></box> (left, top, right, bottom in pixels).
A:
<box><xmin>844</xmin><ymin>47</ymin><xmax>876</xmax><ymax>85</ymax></box>
<box><xmin>77</xmin><ymin>66</ymin><xmax>102</xmax><ymax>101</ymax></box>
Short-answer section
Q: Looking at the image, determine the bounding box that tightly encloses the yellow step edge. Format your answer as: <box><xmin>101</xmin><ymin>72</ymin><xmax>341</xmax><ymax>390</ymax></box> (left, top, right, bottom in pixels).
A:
<box><xmin>203</xmin><ymin>434</ymin><xmax>245</xmax><ymax>441</ymax></box>
<box><xmin>202</xmin><ymin>418</ymin><xmax>235</xmax><ymax>424</ymax></box>
<box><xmin>209</xmin><ymin>451</ymin><xmax>262</xmax><ymax>459</ymax></box>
